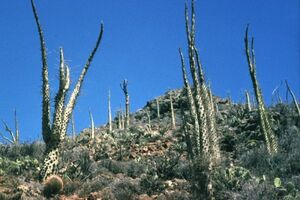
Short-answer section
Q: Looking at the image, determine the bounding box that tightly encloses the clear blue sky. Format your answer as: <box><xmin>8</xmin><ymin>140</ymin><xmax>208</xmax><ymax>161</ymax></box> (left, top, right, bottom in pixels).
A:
<box><xmin>0</xmin><ymin>0</ymin><xmax>299</xmax><ymax>142</ymax></box>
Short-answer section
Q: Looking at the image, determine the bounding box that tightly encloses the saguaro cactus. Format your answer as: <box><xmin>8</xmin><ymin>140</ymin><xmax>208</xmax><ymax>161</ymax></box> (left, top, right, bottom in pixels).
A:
<box><xmin>31</xmin><ymin>0</ymin><xmax>104</xmax><ymax>180</ymax></box>
<box><xmin>120</xmin><ymin>80</ymin><xmax>130</xmax><ymax>129</ymax></box>
<box><xmin>244</xmin><ymin>26</ymin><xmax>278</xmax><ymax>155</ymax></box>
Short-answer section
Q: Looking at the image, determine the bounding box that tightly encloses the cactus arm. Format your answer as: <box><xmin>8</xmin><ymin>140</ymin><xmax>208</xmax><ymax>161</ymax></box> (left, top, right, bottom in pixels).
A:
<box><xmin>190</xmin><ymin>0</ymin><xmax>196</xmax><ymax>46</ymax></box>
<box><xmin>185</xmin><ymin>1</ymin><xmax>210</xmax><ymax>156</ymax></box>
<box><xmin>71</xmin><ymin>114</ymin><xmax>76</xmax><ymax>140</ymax></box>
<box><xmin>14</xmin><ymin>109</ymin><xmax>19</xmax><ymax>144</ymax></box>
<box><xmin>62</xmin><ymin>23</ymin><xmax>104</xmax><ymax>135</ymax></box>
<box><xmin>180</xmin><ymin>106</ymin><xmax>194</xmax><ymax>160</ymax></box>
<box><xmin>179</xmin><ymin>48</ymin><xmax>201</xmax><ymax>155</ymax></box>
<box><xmin>204</xmin><ymin>84</ymin><xmax>221</xmax><ymax>163</ymax></box>
<box><xmin>194</xmin><ymin>48</ymin><xmax>205</xmax><ymax>85</ymax></box>
<box><xmin>52</xmin><ymin>48</ymin><xmax>70</xmax><ymax>142</ymax></box>
<box><xmin>31</xmin><ymin>0</ymin><xmax>51</xmax><ymax>143</ymax></box>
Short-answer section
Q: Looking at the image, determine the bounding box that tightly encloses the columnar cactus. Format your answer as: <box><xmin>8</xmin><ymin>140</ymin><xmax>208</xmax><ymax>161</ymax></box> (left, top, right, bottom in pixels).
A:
<box><xmin>31</xmin><ymin>0</ymin><xmax>104</xmax><ymax>180</ymax></box>
<box><xmin>182</xmin><ymin>0</ymin><xmax>220</xmax><ymax>165</ymax></box>
<box><xmin>179</xmin><ymin>0</ymin><xmax>221</xmax><ymax>198</ymax></box>
<box><xmin>120</xmin><ymin>80</ymin><xmax>130</xmax><ymax>129</ymax></box>
<box><xmin>179</xmin><ymin>48</ymin><xmax>201</xmax><ymax>157</ymax></box>
<box><xmin>244</xmin><ymin>26</ymin><xmax>278</xmax><ymax>155</ymax></box>
<box><xmin>183</xmin><ymin>1</ymin><xmax>210</xmax><ymax>158</ymax></box>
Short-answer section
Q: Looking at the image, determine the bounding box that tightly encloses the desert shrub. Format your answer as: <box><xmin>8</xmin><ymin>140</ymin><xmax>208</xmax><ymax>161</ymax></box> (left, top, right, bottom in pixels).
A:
<box><xmin>63</xmin><ymin>180</ymin><xmax>81</xmax><ymax>195</ymax></box>
<box><xmin>213</xmin><ymin>164</ymin><xmax>252</xmax><ymax>193</ymax></box>
<box><xmin>126</xmin><ymin>160</ymin><xmax>148</xmax><ymax>178</ymax></box>
<box><xmin>240</xmin><ymin>124</ymin><xmax>300</xmax><ymax>178</ymax></box>
<box><xmin>99</xmin><ymin>159</ymin><xmax>148</xmax><ymax>178</ymax></box>
<box><xmin>190</xmin><ymin>157</ymin><xmax>210</xmax><ymax>199</ymax></box>
<box><xmin>163</xmin><ymin>190</ymin><xmax>191</xmax><ymax>200</ymax></box>
<box><xmin>148</xmin><ymin>145</ymin><xmax>183</xmax><ymax>180</ymax></box>
<box><xmin>0</xmin><ymin>142</ymin><xmax>45</xmax><ymax>161</ymax></box>
<box><xmin>278</xmin><ymin>126</ymin><xmax>300</xmax><ymax>175</ymax></box>
<box><xmin>140</xmin><ymin>173</ymin><xmax>164</xmax><ymax>195</ymax></box>
<box><xmin>240</xmin><ymin>180</ymin><xmax>277</xmax><ymax>200</ymax></box>
<box><xmin>112</xmin><ymin>179</ymin><xmax>140</xmax><ymax>200</ymax></box>
<box><xmin>60</xmin><ymin>146</ymin><xmax>94</xmax><ymax>180</ymax></box>
<box><xmin>101</xmin><ymin>159</ymin><xmax>126</xmax><ymax>174</ymax></box>
<box><xmin>238</xmin><ymin>178</ymin><xmax>300</xmax><ymax>200</ymax></box>
<box><xmin>239</xmin><ymin>145</ymin><xmax>275</xmax><ymax>176</ymax></box>
<box><xmin>78</xmin><ymin>175</ymin><xmax>112</xmax><ymax>197</ymax></box>
<box><xmin>0</xmin><ymin>156</ymin><xmax>39</xmax><ymax>177</ymax></box>
<box><xmin>172</xmin><ymin>160</ymin><xmax>190</xmax><ymax>179</ymax></box>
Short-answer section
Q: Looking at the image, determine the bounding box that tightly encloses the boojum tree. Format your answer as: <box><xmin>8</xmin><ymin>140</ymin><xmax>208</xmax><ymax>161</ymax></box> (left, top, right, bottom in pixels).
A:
<box><xmin>179</xmin><ymin>0</ymin><xmax>221</xmax><ymax>198</ymax></box>
<box><xmin>244</xmin><ymin>26</ymin><xmax>278</xmax><ymax>155</ymax></box>
<box><xmin>31</xmin><ymin>0</ymin><xmax>104</xmax><ymax>180</ymax></box>
<box><xmin>120</xmin><ymin>79</ymin><xmax>130</xmax><ymax>129</ymax></box>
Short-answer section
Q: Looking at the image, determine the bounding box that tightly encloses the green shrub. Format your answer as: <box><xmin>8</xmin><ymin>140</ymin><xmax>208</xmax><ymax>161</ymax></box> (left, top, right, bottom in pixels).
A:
<box><xmin>112</xmin><ymin>179</ymin><xmax>140</xmax><ymax>200</ymax></box>
<box><xmin>0</xmin><ymin>156</ymin><xmax>39</xmax><ymax>176</ymax></box>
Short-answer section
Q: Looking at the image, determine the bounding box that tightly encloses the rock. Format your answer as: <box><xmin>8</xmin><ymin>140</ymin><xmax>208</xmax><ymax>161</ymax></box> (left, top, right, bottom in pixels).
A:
<box><xmin>59</xmin><ymin>194</ymin><xmax>84</xmax><ymax>200</ymax></box>
<box><xmin>136</xmin><ymin>194</ymin><xmax>153</xmax><ymax>200</ymax></box>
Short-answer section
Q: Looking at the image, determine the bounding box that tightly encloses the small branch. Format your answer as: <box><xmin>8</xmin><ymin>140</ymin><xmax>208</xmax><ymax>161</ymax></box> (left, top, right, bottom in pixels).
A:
<box><xmin>0</xmin><ymin>131</ymin><xmax>14</xmax><ymax>144</ymax></box>
<box><xmin>2</xmin><ymin>120</ymin><xmax>16</xmax><ymax>142</ymax></box>
<box><xmin>89</xmin><ymin>111</ymin><xmax>95</xmax><ymax>140</ymax></box>
<box><xmin>156</xmin><ymin>98</ymin><xmax>160</xmax><ymax>118</ymax></box>
<box><xmin>170</xmin><ymin>93</ymin><xmax>176</xmax><ymax>129</ymax></box>
<box><xmin>285</xmin><ymin>80</ymin><xmax>300</xmax><ymax>117</ymax></box>
<box><xmin>245</xmin><ymin>90</ymin><xmax>252</xmax><ymax>111</ymax></box>
<box><xmin>108</xmin><ymin>89</ymin><xmax>112</xmax><ymax>133</ymax></box>
<box><xmin>14</xmin><ymin>109</ymin><xmax>19</xmax><ymax>143</ymax></box>
<box><xmin>71</xmin><ymin>113</ymin><xmax>76</xmax><ymax>140</ymax></box>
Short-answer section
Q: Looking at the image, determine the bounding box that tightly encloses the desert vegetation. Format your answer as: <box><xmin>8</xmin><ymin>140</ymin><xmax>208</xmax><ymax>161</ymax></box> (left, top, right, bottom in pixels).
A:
<box><xmin>0</xmin><ymin>0</ymin><xmax>299</xmax><ymax>199</ymax></box>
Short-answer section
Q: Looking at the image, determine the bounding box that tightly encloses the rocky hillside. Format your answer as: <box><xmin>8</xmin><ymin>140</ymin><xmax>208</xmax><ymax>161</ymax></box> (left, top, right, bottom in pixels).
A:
<box><xmin>0</xmin><ymin>89</ymin><xmax>299</xmax><ymax>200</ymax></box>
